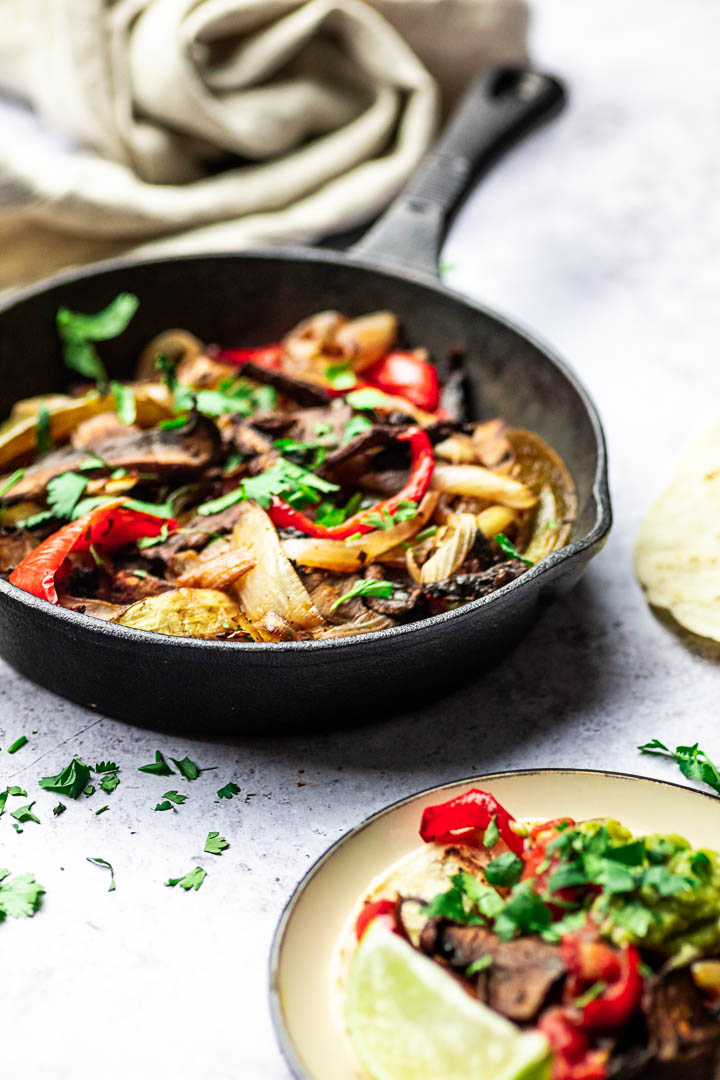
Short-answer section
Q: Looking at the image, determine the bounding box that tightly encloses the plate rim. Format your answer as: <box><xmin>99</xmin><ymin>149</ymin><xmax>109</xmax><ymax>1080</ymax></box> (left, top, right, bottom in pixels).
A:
<box><xmin>268</xmin><ymin>766</ymin><xmax>720</xmax><ymax>1080</ymax></box>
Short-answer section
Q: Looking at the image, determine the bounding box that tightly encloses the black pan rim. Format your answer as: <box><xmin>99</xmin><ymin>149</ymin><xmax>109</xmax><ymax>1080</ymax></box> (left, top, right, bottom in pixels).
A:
<box><xmin>267</xmin><ymin>766</ymin><xmax>720</xmax><ymax>1080</ymax></box>
<box><xmin>0</xmin><ymin>246</ymin><xmax>611</xmax><ymax>654</ymax></box>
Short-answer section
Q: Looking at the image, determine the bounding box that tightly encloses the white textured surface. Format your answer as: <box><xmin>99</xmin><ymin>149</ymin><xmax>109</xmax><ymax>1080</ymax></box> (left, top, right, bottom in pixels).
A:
<box><xmin>3</xmin><ymin>1</ymin><xmax>720</xmax><ymax>1077</ymax></box>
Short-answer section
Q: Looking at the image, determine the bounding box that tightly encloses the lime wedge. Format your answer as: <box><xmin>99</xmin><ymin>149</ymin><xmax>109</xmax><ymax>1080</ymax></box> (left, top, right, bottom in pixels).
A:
<box><xmin>346</xmin><ymin>923</ymin><xmax>551</xmax><ymax>1080</ymax></box>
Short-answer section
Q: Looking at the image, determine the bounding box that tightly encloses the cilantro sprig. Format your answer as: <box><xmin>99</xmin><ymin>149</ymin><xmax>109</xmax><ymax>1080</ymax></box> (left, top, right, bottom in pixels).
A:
<box><xmin>638</xmin><ymin>739</ymin><xmax>720</xmax><ymax>795</ymax></box>
<box><xmin>494</xmin><ymin>532</ymin><xmax>533</xmax><ymax>567</ymax></box>
<box><xmin>330</xmin><ymin>579</ymin><xmax>395</xmax><ymax>613</ymax></box>
<box><xmin>57</xmin><ymin>293</ymin><xmax>139</xmax><ymax>393</ymax></box>
<box><xmin>0</xmin><ymin>868</ymin><xmax>45</xmax><ymax>919</ymax></box>
<box><xmin>165</xmin><ymin>867</ymin><xmax>206</xmax><ymax>892</ymax></box>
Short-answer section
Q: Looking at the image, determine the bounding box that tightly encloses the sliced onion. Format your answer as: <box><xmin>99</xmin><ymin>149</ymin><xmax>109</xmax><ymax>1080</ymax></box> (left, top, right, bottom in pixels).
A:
<box><xmin>281</xmin><ymin>493</ymin><xmax>438</xmax><ymax>572</ymax></box>
<box><xmin>431</xmin><ymin>463</ymin><xmax>536</xmax><ymax>509</ymax></box>
<box><xmin>420</xmin><ymin>513</ymin><xmax>477</xmax><ymax>583</ymax></box>
<box><xmin>335</xmin><ymin>311</ymin><xmax>398</xmax><ymax>370</ymax></box>
<box><xmin>477</xmin><ymin>505</ymin><xmax>517</xmax><ymax>537</ymax></box>
<box><xmin>137</xmin><ymin>329</ymin><xmax>203</xmax><ymax>380</ymax></box>
<box><xmin>311</xmin><ymin>611</ymin><xmax>394</xmax><ymax>638</ymax></box>
<box><xmin>230</xmin><ymin>501</ymin><xmax>323</xmax><ymax>636</ymax></box>
<box><xmin>176</xmin><ymin>548</ymin><xmax>255</xmax><ymax>591</ymax></box>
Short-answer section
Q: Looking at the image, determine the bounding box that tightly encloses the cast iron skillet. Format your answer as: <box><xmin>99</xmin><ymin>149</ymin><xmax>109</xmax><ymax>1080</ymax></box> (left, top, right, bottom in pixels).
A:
<box><xmin>0</xmin><ymin>68</ymin><xmax>610</xmax><ymax>733</ymax></box>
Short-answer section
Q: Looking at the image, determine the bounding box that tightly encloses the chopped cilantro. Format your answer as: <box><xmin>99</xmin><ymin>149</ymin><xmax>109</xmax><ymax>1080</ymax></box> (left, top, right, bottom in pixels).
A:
<box><xmin>0</xmin><ymin>787</ymin><xmax>26</xmax><ymax>817</ymax></box>
<box><xmin>52</xmin><ymin>803</ymin><xmax>66</xmax><ymax>817</ymax></box>
<box><xmin>47</xmin><ymin>472</ymin><xmax>89</xmax><ymax>519</ymax></box>
<box><xmin>95</xmin><ymin>806</ymin><xmax>109</xmax><ymax>817</ymax></box>
<box><xmin>94</xmin><ymin>761</ymin><xmax>118</xmax><ymax>774</ymax></box>
<box><xmin>691</xmin><ymin>852</ymin><xmax>712</xmax><ymax>881</ymax></box>
<box><xmin>11</xmin><ymin>802</ymin><xmax>40</xmax><ymax>825</ymax></box>
<box><xmin>196</xmin><ymin>487</ymin><xmax>245</xmax><ymax>517</ymax></box>
<box><xmin>57</xmin><ymin>293</ymin><xmax>138</xmax><ymax>392</ymax></box>
<box><xmin>0</xmin><ymin>868</ymin><xmax>45</xmax><ymax>919</ymax></box>
<box><xmin>204</xmin><ymin>831</ymin><xmax>229</xmax><ymax>855</ymax></box>
<box><xmin>494</xmin><ymin>532</ymin><xmax>533</xmax><ymax>567</ymax></box>
<box><xmin>155</xmin><ymin>353</ymin><xmax>178</xmax><ymax>391</ymax></box>
<box><xmin>466</xmin><ymin>955</ymin><xmax>492</xmax><ymax>977</ymax></box>
<box><xmin>35</xmin><ymin>405</ymin><xmax>53</xmax><ymax>455</ymax></box>
<box><xmin>425</xmin><ymin>870</ymin><xmax>503</xmax><ymax>924</ymax></box>
<box><xmin>14</xmin><ymin>509</ymin><xmax>55</xmax><ymax>530</ymax></box>
<box><xmin>87</xmin><ymin>856</ymin><xmax>116</xmax><ymax>891</ymax></box>
<box><xmin>638</xmin><ymin>738</ymin><xmax>720</xmax><ymax>795</ymax></box>
<box><xmin>493</xmin><ymin>881</ymin><xmax>552</xmax><ymax>941</ymax></box>
<box><xmin>39</xmin><ymin>758</ymin><xmax>91</xmax><ymax>798</ymax></box>
<box><xmin>325</xmin><ymin>362</ymin><xmax>356</xmax><ymax>391</ymax></box>
<box><xmin>12</xmin><ymin>824</ymin><xmax>22</xmax><ymax>834</ymax></box>
<box><xmin>165</xmin><ymin>867</ymin><xmax>206</xmax><ymax>891</ymax></box>
<box><xmin>157</xmin><ymin>416</ymin><xmax>187</xmax><ymax>430</ymax></box>
<box><xmin>329</xmin><ymin>579</ymin><xmax>394</xmax><ymax>613</ymax></box>
<box><xmin>345</xmin><ymin>388</ymin><xmax>387</xmax><ymax>410</ymax></box>
<box><xmin>111</xmin><ymin>381</ymin><xmax>137</xmax><ymax>425</ymax></box>
<box><xmin>154</xmin><ymin>790</ymin><xmax>187</xmax><ymax>811</ymax></box>
<box><xmin>314</xmin><ymin>492</ymin><xmax>362</xmax><ymax>528</ymax></box>
<box><xmin>100</xmin><ymin>773</ymin><xmax>120</xmax><ymax>794</ymax></box>
<box><xmin>343</xmin><ymin>414</ymin><xmax>373</xmax><ymax>443</ymax></box>
<box><xmin>314</xmin><ymin>422</ymin><xmax>333</xmax><ymax>437</ymax></box>
<box><xmin>366</xmin><ymin>500</ymin><xmax>418</xmax><ymax>530</ymax></box>
<box><xmin>84</xmin><ymin>785</ymin><xmax>95</xmax><ymax>798</ymax></box>
<box><xmin>484</xmin><ymin>816</ymin><xmax>499</xmax><ymax>850</ymax></box>
<box><xmin>573</xmin><ymin>981</ymin><xmax>607</xmax><ymax>1009</ymax></box>
<box><xmin>484</xmin><ymin>852</ymin><xmax>524</xmax><ymax>887</ymax></box>
<box><xmin>7</xmin><ymin>736</ymin><xmax>28</xmax><ymax>754</ymax></box>
<box><xmin>171</xmin><ymin>756</ymin><xmax>199</xmax><ymax>781</ymax></box>
<box><xmin>137</xmin><ymin>523</ymin><xmax>170</xmax><ymax>550</ymax></box>
<box><xmin>0</xmin><ymin>468</ymin><xmax>25</xmax><ymax>500</ymax></box>
<box><xmin>197</xmin><ymin>457</ymin><xmax>339</xmax><ymax>516</ymax></box>
<box><xmin>138</xmin><ymin>751</ymin><xmax>174</xmax><ymax>777</ymax></box>
<box><xmin>217</xmin><ymin>782</ymin><xmax>240</xmax><ymax>800</ymax></box>
<box><xmin>414</xmin><ymin>525</ymin><xmax>439</xmax><ymax>543</ymax></box>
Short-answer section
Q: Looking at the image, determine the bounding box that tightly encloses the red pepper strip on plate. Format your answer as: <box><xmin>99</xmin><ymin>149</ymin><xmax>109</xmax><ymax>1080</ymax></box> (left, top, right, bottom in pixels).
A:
<box><xmin>364</xmin><ymin>351</ymin><xmax>440</xmax><ymax>412</ymax></box>
<box><xmin>355</xmin><ymin>899</ymin><xmax>398</xmax><ymax>941</ymax></box>
<box><xmin>268</xmin><ymin>426</ymin><xmax>435</xmax><ymax>541</ymax></box>
<box><xmin>562</xmin><ymin>933</ymin><xmax>643</xmax><ymax>1029</ymax></box>
<box><xmin>537</xmin><ymin>1008</ymin><xmax>608</xmax><ymax>1080</ymax></box>
<box><xmin>9</xmin><ymin>502</ymin><xmax>175</xmax><ymax>604</ymax></box>
<box><xmin>419</xmin><ymin>787</ymin><xmax>525</xmax><ymax>856</ymax></box>
<box><xmin>216</xmin><ymin>345</ymin><xmax>283</xmax><ymax>370</ymax></box>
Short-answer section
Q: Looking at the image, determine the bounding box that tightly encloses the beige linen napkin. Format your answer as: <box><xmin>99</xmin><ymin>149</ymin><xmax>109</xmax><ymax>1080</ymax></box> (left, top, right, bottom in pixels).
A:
<box><xmin>0</xmin><ymin>0</ymin><xmax>527</xmax><ymax>285</ymax></box>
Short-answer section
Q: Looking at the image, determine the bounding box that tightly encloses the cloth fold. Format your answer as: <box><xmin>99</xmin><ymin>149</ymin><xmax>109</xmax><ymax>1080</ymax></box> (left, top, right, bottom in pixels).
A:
<box><xmin>0</xmin><ymin>0</ymin><xmax>528</xmax><ymax>271</ymax></box>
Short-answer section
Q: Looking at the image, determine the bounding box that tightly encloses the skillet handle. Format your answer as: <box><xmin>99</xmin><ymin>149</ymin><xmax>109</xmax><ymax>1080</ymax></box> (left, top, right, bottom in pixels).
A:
<box><xmin>349</xmin><ymin>68</ymin><xmax>566</xmax><ymax>278</ymax></box>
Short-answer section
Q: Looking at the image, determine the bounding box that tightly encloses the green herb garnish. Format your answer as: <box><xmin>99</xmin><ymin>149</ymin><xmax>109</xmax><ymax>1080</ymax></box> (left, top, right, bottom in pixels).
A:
<box><xmin>0</xmin><ymin>868</ymin><xmax>45</xmax><ymax>918</ymax></box>
<box><xmin>343</xmin><ymin>414</ymin><xmax>373</xmax><ymax>443</ymax></box>
<box><xmin>165</xmin><ymin>867</ymin><xmax>206</xmax><ymax>892</ymax></box>
<box><xmin>138</xmin><ymin>751</ymin><xmax>174</xmax><ymax>777</ymax></box>
<box><xmin>638</xmin><ymin>739</ymin><xmax>720</xmax><ymax>795</ymax></box>
<box><xmin>39</xmin><ymin>758</ymin><xmax>91</xmax><ymax>798</ymax></box>
<box><xmin>325</xmin><ymin>363</ymin><xmax>357</xmax><ymax>391</ymax></box>
<box><xmin>217</xmin><ymin>782</ymin><xmax>240</xmax><ymax>800</ymax></box>
<box><xmin>47</xmin><ymin>471</ymin><xmax>89</xmax><ymax>519</ymax></box>
<box><xmin>95</xmin><ymin>806</ymin><xmax>109</xmax><ymax>816</ymax></box>
<box><xmin>484</xmin><ymin>816</ymin><xmax>499</xmax><ymax>850</ymax></box>
<box><xmin>329</xmin><ymin>579</ymin><xmax>394</xmax><ymax>613</ymax></box>
<box><xmin>35</xmin><ymin>405</ymin><xmax>52</xmax><ymax>455</ymax></box>
<box><xmin>52</xmin><ymin>803</ymin><xmax>66</xmax><ymax>817</ymax></box>
<box><xmin>494</xmin><ymin>533</ymin><xmax>533</xmax><ymax>567</ymax></box>
<box><xmin>7</xmin><ymin>736</ymin><xmax>28</xmax><ymax>755</ymax></box>
<box><xmin>0</xmin><ymin>468</ymin><xmax>25</xmax><ymax>500</ymax></box>
<box><xmin>171</xmin><ymin>756</ymin><xmax>199</xmax><ymax>781</ymax></box>
<box><xmin>345</xmin><ymin>388</ymin><xmax>387</xmax><ymax>410</ymax></box>
<box><xmin>466</xmin><ymin>955</ymin><xmax>492</xmax><ymax>977</ymax></box>
<box><xmin>137</xmin><ymin>523</ymin><xmax>170</xmax><ymax>550</ymax></box>
<box><xmin>204</xmin><ymin>831</ymin><xmax>229</xmax><ymax>855</ymax></box>
<box><xmin>573</xmin><ymin>981</ymin><xmax>607</xmax><ymax>1009</ymax></box>
<box><xmin>111</xmin><ymin>381</ymin><xmax>137</xmax><ymax>425</ymax></box>
<box><xmin>154</xmin><ymin>790</ymin><xmax>187</xmax><ymax>812</ymax></box>
<box><xmin>100</xmin><ymin>773</ymin><xmax>120</xmax><ymax>794</ymax></box>
<box><xmin>484</xmin><ymin>852</ymin><xmax>524</xmax><ymax>888</ymax></box>
<box><xmin>87</xmin><ymin>856</ymin><xmax>116</xmax><ymax>891</ymax></box>
<box><xmin>11</xmin><ymin>802</ymin><xmax>40</xmax><ymax>825</ymax></box>
<box><xmin>57</xmin><ymin>293</ymin><xmax>138</xmax><ymax>392</ymax></box>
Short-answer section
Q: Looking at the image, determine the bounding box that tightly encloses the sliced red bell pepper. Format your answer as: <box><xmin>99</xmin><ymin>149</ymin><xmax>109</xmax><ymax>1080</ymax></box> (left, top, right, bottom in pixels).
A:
<box><xmin>9</xmin><ymin>502</ymin><xmax>175</xmax><ymax>604</ymax></box>
<box><xmin>562</xmin><ymin>933</ymin><xmax>643</xmax><ymax>1029</ymax></box>
<box><xmin>364</xmin><ymin>351</ymin><xmax>440</xmax><ymax>412</ymax></box>
<box><xmin>537</xmin><ymin>1007</ymin><xmax>608</xmax><ymax>1080</ymax></box>
<box><xmin>216</xmin><ymin>344</ymin><xmax>283</xmax><ymax>370</ymax></box>
<box><xmin>522</xmin><ymin>819</ymin><xmax>582</xmax><ymax>916</ymax></box>
<box><xmin>419</xmin><ymin>788</ymin><xmax>525</xmax><ymax>856</ymax></box>
<box><xmin>268</xmin><ymin>426</ymin><xmax>434</xmax><ymax>540</ymax></box>
<box><xmin>355</xmin><ymin>899</ymin><xmax>398</xmax><ymax>941</ymax></box>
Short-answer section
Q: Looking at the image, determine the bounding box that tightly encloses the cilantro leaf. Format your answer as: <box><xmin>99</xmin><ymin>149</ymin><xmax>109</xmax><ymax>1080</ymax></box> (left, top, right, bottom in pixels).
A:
<box><xmin>691</xmin><ymin>852</ymin><xmax>712</xmax><ymax>882</ymax></box>
<box><xmin>137</xmin><ymin>523</ymin><xmax>170</xmax><ymax>550</ymax></box>
<box><xmin>35</xmin><ymin>405</ymin><xmax>53</xmax><ymax>455</ymax></box>
<box><xmin>47</xmin><ymin>472</ymin><xmax>89</xmax><ymax>519</ymax></box>
<box><xmin>57</xmin><ymin>293</ymin><xmax>139</xmax><ymax>343</ymax></box>
<box><xmin>100</xmin><ymin>773</ymin><xmax>120</xmax><ymax>794</ymax></box>
<box><xmin>343</xmin><ymin>414</ymin><xmax>373</xmax><ymax>443</ymax></box>
<box><xmin>95</xmin><ymin>806</ymin><xmax>109</xmax><ymax>816</ymax></box>
<box><xmin>138</xmin><ymin>751</ymin><xmax>174</xmax><ymax>777</ymax></box>
<box><xmin>39</xmin><ymin>758</ymin><xmax>91</xmax><ymax>799</ymax></box>
<box><xmin>466</xmin><ymin>955</ymin><xmax>492</xmax><ymax>977</ymax></box>
<box><xmin>94</xmin><ymin>761</ymin><xmax>119</xmax><ymax>773</ymax></box>
<box><xmin>171</xmin><ymin>756</ymin><xmax>199</xmax><ymax>781</ymax></box>
<box><xmin>493</xmin><ymin>882</ymin><xmax>552</xmax><ymax>941</ymax></box>
<box><xmin>325</xmin><ymin>363</ymin><xmax>356</xmax><ymax>391</ymax></box>
<box><xmin>345</xmin><ymin>388</ymin><xmax>387</xmax><ymax>410</ymax></box>
<box><xmin>204</xmin><ymin>831</ymin><xmax>229</xmax><ymax>855</ymax></box>
<box><xmin>0</xmin><ymin>869</ymin><xmax>45</xmax><ymax>919</ymax></box>
<box><xmin>87</xmin><ymin>856</ymin><xmax>116</xmax><ymax>891</ymax></box>
<box><xmin>484</xmin><ymin>816</ymin><xmax>499</xmax><ymax>850</ymax></box>
<box><xmin>329</xmin><ymin>578</ymin><xmax>394</xmax><ymax>612</ymax></box>
<box><xmin>494</xmin><ymin>532</ymin><xmax>533</xmax><ymax>567</ymax></box>
<box><xmin>154</xmin><ymin>790</ymin><xmax>186</xmax><ymax>812</ymax></box>
<box><xmin>638</xmin><ymin>739</ymin><xmax>720</xmax><ymax>795</ymax></box>
<box><xmin>11</xmin><ymin>802</ymin><xmax>40</xmax><ymax>825</ymax></box>
<box><xmin>111</xmin><ymin>381</ymin><xmax>137</xmax><ymax>425</ymax></box>
<box><xmin>196</xmin><ymin>487</ymin><xmax>245</xmax><ymax>517</ymax></box>
<box><xmin>0</xmin><ymin>468</ymin><xmax>25</xmax><ymax>500</ymax></box>
<box><xmin>217</xmin><ymin>782</ymin><xmax>240</xmax><ymax>800</ymax></box>
<box><xmin>484</xmin><ymin>853</ymin><xmax>524</xmax><ymax>888</ymax></box>
<box><xmin>7</xmin><ymin>736</ymin><xmax>28</xmax><ymax>754</ymax></box>
<box><xmin>52</xmin><ymin>803</ymin><xmax>66</xmax><ymax>817</ymax></box>
<box><xmin>165</xmin><ymin>867</ymin><xmax>206</xmax><ymax>891</ymax></box>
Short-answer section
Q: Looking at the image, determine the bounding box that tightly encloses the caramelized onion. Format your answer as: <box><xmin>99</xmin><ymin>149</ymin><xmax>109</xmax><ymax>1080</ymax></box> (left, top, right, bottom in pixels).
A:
<box><xmin>431</xmin><ymin>463</ymin><xmax>536</xmax><ymax>509</ymax></box>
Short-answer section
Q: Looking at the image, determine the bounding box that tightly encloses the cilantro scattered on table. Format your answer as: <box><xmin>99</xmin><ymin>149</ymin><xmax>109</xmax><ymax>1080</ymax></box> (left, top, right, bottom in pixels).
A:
<box><xmin>155</xmin><ymin>790</ymin><xmax>187</xmax><ymax>812</ymax></box>
<box><xmin>330</xmin><ymin>579</ymin><xmax>395</xmax><ymax>613</ymax></box>
<box><xmin>87</xmin><ymin>856</ymin><xmax>116</xmax><ymax>891</ymax></box>
<box><xmin>11</xmin><ymin>802</ymin><xmax>40</xmax><ymax>825</ymax></box>
<box><xmin>95</xmin><ymin>761</ymin><xmax>118</xmax><ymax>773</ymax></box>
<box><xmin>494</xmin><ymin>532</ymin><xmax>533</xmax><ymax>567</ymax></box>
<box><xmin>84</xmin><ymin>785</ymin><xmax>95</xmax><ymax>798</ymax></box>
<box><xmin>52</xmin><ymin>803</ymin><xmax>66</xmax><ymax>817</ymax></box>
<box><xmin>0</xmin><ymin>868</ymin><xmax>45</xmax><ymax>919</ymax></box>
<box><xmin>204</xmin><ymin>831</ymin><xmax>229</xmax><ymax>855</ymax></box>
<box><xmin>7</xmin><ymin>736</ymin><xmax>28</xmax><ymax>755</ymax></box>
<box><xmin>100</xmin><ymin>773</ymin><xmax>120</xmax><ymax>794</ymax></box>
<box><xmin>171</xmin><ymin>756</ymin><xmax>199</xmax><ymax>781</ymax></box>
<box><xmin>217</xmin><ymin>782</ymin><xmax>241</xmax><ymax>800</ymax></box>
<box><xmin>638</xmin><ymin>738</ymin><xmax>720</xmax><ymax>795</ymax></box>
<box><xmin>0</xmin><ymin>787</ymin><xmax>26</xmax><ymax>817</ymax></box>
<box><xmin>165</xmin><ymin>867</ymin><xmax>206</xmax><ymax>891</ymax></box>
<box><xmin>138</xmin><ymin>751</ymin><xmax>174</xmax><ymax>777</ymax></box>
<box><xmin>39</xmin><ymin>758</ymin><xmax>92</xmax><ymax>799</ymax></box>
<box><xmin>95</xmin><ymin>806</ymin><xmax>109</xmax><ymax>816</ymax></box>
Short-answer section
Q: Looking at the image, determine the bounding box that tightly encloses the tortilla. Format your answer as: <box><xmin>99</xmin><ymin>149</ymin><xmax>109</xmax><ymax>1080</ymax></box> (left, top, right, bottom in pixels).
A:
<box><xmin>635</xmin><ymin>421</ymin><xmax>720</xmax><ymax>640</ymax></box>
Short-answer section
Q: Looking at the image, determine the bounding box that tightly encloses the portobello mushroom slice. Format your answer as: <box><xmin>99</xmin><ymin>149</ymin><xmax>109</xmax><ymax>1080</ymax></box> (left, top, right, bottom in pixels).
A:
<box><xmin>1</xmin><ymin>413</ymin><xmax>221</xmax><ymax>502</ymax></box>
<box><xmin>421</xmin><ymin>560</ymin><xmax>528</xmax><ymax>604</ymax></box>
<box><xmin>0</xmin><ymin>529</ymin><xmax>41</xmax><ymax>573</ymax></box>
<box><xmin>242</xmin><ymin>361</ymin><xmax>331</xmax><ymax>407</ymax></box>
<box><xmin>642</xmin><ymin>964</ymin><xmax>720</xmax><ymax>1076</ymax></box>
<box><xmin>362</xmin><ymin>564</ymin><xmax>421</xmax><ymax>618</ymax></box>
